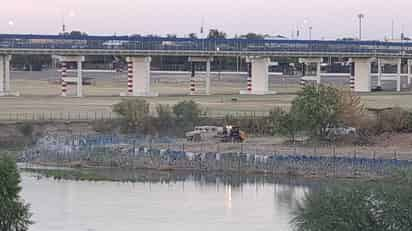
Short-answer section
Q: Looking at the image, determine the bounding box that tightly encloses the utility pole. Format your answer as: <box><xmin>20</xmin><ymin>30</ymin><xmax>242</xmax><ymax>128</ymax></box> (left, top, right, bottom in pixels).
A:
<box><xmin>391</xmin><ymin>19</ymin><xmax>395</xmax><ymax>40</ymax></box>
<box><xmin>358</xmin><ymin>13</ymin><xmax>365</xmax><ymax>40</ymax></box>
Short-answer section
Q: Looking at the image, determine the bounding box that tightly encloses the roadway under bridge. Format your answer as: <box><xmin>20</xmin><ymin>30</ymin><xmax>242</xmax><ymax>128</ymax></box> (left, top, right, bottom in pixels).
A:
<box><xmin>1</xmin><ymin>34</ymin><xmax>412</xmax><ymax>96</ymax></box>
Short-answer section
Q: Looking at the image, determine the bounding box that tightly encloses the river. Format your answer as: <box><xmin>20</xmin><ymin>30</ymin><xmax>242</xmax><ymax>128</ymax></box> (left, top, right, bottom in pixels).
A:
<box><xmin>21</xmin><ymin>171</ymin><xmax>311</xmax><ymax>231</ymax></box>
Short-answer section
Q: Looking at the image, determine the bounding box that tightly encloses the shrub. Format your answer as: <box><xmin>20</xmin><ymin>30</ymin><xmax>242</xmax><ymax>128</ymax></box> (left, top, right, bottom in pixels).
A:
<box><xmin>172</xmin><ymin>100</ymin><xmax>202</xmax><ymax>130</ymax></box>
<box><xmin>375</xmin><ymin>107</ymin><xmax>410</xmax><ymax>133</ymax></box>
<box><xmin>269</xmin><ymin>107</ymin><xmax>302</xmax><ymax>143</ymax></box>
<box><xmin>113</xmin><ymin>99</ymin><xmax>150</xmax><ymax>133</ymax></box>
<box><xmin>292</xmin><ymin>84</ymin><xmax>340</xmax><ymax>138</ymax></box>
<box><xmin>17</xmin><ymin>123</ymin><xmax>34</xmax><ymax>138</ymax></box>
<box><xmin>156</xmin><ymin>104</ymin><xmax>175</xmax><ymax>132</ymax></box>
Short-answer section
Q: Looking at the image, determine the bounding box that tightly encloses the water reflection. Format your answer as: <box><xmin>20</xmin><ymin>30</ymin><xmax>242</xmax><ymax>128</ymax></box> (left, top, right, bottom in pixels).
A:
<box><xmin>21</xmin><ymin>169</ymin><xmax>316</xmax><ymax>231</ymax></box>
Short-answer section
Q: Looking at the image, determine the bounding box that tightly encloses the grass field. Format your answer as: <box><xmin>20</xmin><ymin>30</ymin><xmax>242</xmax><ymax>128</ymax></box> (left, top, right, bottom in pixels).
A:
<box><xmin>1</xmin><ymin>71</ymin><xmax>412</xmax><ymax>121</ymax></box>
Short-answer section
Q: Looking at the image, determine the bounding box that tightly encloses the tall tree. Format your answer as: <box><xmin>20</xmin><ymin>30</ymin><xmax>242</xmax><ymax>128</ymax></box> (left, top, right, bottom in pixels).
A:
<box><xmin>240</xmin><ymin>33</ymin><xmax>268</xmax><ymax>40</ymax></box>
<box><xmin>207</xmin><ymin>29</ymin><xmax>227</xmax><ymax>39</ymax></box>
<box><xmin>0</xmin><ymin>155</ymin><xmax>32</xmax><ymax>231</ymax></box>
<box><xmin>188</xmin><ymin>33</ymin><xmax>198</xmax><ymax>39</ymax></box>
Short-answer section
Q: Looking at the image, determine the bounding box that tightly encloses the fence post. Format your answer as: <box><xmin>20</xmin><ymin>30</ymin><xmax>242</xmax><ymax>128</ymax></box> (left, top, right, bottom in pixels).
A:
<box><xmin>333</xmin><ymin>145</ymin><xmax>336</xmax><ymax>177</ymax></box>
<box><xmin>353</xmin><ymin>147</ymin><xmax>357</xmax><ymax>176</ymax></box>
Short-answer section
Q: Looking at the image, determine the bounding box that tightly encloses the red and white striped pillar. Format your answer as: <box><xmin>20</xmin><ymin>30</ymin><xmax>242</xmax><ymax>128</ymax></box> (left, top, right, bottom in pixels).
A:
<box><xmin>350</xmin><ymin>62</ymin><xmax>355</xmax><ymax>90</ymax></box>
<box><xmin>247</xmin><ymin>62</ymin><xmax>252</xmax><ymax>92</ymax></box>
<box><xmin>127</xmin><ymin>60</ymin><xmax>133</xmax><ymax>95</ymax></box>
<box><xmin>190</xmin><ymin>62</ymin><xmax>196</xmax><ymax>95</ymax></box>
<box><xmin>300</xmin><ymin>63</ymin><xmax>306</xmax><ymax>88</ymax></box>
<box><xmin>61</xmin><ymin>62</ymin><xmax>67</xmax><ymax>96</ymax></box>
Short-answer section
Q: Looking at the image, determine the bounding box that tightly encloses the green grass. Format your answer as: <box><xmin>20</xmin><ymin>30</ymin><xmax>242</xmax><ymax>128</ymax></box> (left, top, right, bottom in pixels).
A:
<box><xmin>22</xmin><ymin>168</ymin><xmax>113</xmax><ymax>182</ymax></box>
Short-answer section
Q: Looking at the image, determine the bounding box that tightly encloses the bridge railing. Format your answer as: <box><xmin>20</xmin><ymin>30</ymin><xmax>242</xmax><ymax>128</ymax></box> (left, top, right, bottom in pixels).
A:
<box><xmin>0</xmin><ymin>35</ymin><xmax>410</xmax><ymax>55</ymax></box>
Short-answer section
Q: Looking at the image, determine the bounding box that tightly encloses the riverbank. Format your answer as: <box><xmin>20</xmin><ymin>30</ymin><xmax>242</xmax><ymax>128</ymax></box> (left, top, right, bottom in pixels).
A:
<box><xmin>20</xmin><ymin>164</ymin><xmax>372</xmax><ymax>184</ymax></box>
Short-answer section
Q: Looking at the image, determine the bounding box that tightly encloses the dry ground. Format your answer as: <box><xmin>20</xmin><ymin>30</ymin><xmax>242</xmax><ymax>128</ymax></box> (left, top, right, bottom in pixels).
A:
<box><xmin>1</xmin><ymin>70</ymin><xmax>412</xmax><ymax>120</ymax></box>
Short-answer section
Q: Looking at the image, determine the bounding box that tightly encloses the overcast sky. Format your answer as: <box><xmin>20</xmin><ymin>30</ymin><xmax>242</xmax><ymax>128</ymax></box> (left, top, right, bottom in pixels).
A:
<box><xmin>1</xmin><ymin>0</ymin><xmax>412</xmax><ymax>40</ymax></box>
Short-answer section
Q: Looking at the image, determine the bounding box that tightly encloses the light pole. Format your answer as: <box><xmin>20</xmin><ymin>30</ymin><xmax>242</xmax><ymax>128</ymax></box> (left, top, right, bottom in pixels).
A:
<box><xmin>358</xmin><ymin>13</ymin><xmax>365</xmax><ymax>40</ymax></box>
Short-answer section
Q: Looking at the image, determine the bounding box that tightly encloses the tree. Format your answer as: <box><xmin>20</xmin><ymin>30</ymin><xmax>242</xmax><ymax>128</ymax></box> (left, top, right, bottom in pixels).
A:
<box><xmin>292</xmin><ymin>84</ymin><xmax>340</xmax><ymax>138</ymax></box>
<box><xmin>172</xmin><ymin>100</ymin><xmax>202</xmax><ymax>130</ymax></box>
<box><xmin>166</xmin><ymin>34</ymin><xmax>177</xmax><ymax>38</ymax></box>
<box><xmin>240</xmin><ymin>33</ymin><xmax>268</xmax><ymax>40</ymax></box>
<box><xmin>188</xmin><ymin>33</ymin><xmax>198</xmax><ymax>39</ymax></box>
<box><xmin>207</xmin><ymin>29</ymin><xmax>227</xmax><ymax>39</ymax></box>
<box><xmin>113</xmin><ymin>99</ymin><xmax>150</xmax><ymax>133</ymax></box>
<box><xmin>269</xmin><ymin>107</ymin><xmax>303</xmax><ymax>143</ymax></box>
<box><xmin>337</xmin><ymin>89</ymin><xmax>365</xmax><ymax>128</ymax></box>
<box><xmin>69</xmin><ymin>31</ymin><xmax>87</xmax><ymax>37</ymax></box>
<box><xmin>0</xmin><ymin>155</ymin><xmax>32</xmax><ymax>231</ymax></box>
<box><xmin>156</xmin><ymin>104</ymin><xmax>175</xmax><ymax>135</ymax></box>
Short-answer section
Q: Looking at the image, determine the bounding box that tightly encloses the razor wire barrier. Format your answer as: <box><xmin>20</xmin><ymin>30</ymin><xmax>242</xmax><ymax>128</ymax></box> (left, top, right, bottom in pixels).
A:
<box><xmin>18</xmin><ymin>134</ymin><xmax>412</xmax><ymax>178</ymax></box>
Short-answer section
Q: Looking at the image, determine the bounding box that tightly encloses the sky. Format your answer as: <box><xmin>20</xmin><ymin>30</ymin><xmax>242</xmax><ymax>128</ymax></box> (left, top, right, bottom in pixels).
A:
<box><xmin>1</xmin><ymin>0</ymin><xmax>412</xmax><ymax>40</ymax></box>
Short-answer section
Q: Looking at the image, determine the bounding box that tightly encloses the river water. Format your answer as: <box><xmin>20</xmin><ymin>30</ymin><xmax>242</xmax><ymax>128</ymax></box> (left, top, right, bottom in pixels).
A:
<box><xmin>21</xmin><ymin>171</ymin><xmax>311</xmax><ymax>231</ymax></box>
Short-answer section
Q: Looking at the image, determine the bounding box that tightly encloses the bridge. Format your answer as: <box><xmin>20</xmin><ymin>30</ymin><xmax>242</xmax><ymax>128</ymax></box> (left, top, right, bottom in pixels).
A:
<box><xmin>1</xmin><ymin>33</ymin><xmax>412</xmax><ymax>96</ymax></box>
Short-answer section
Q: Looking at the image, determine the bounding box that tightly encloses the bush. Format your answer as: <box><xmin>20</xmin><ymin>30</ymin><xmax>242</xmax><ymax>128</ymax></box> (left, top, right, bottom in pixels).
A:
<box><xmin>113</xmin><ymin>99</ymin><xmax>150</xmax><ymax>133</ymax></box>
<box><xmin>269</xmin><ymin>107</ymin><xmax>302</xmax><ymax>143</ymax></box>
<box><xmin>375</xmin><ymin>107</ymin><xmax>410</xmax><ymax>133</ymax></box>
<box><xmin>292</xmin><ymin>84</ymin><xmax>340</xmax><ymax>138</ymax></box>
<box><xmin>156</xmin><ymin>104</ymin><xmax>175</xmax><ymax>131</ymax></box>
<box><xmin>172</xmin><ymin>100</ymin><xmax>202</xmax><ymax>130</ymax></box>
<box><xmin>0</xmin><ymin>155</ymin><xmax>33</xmax><ymax>231</ymax></box>
<box><xmin>17</xmin><ymin>123</ymin><xmax>34</xmax><ymax>138</ymax></box>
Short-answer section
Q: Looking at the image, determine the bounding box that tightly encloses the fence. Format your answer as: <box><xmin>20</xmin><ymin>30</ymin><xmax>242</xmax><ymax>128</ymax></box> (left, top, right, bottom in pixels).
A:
<box><xmin>0</xmin><ymin>111</ymin><xmax>119</xmax><ymax>122</ymax></box>
<box><xmin>0</xmin><ymin>111</ymin><xmax>272</xmax><ymax>122</ymax></box>
<box><xmin>18</xmin><ymin>134</ymin><xmax>412</xmax><ymax>178</ymax></box>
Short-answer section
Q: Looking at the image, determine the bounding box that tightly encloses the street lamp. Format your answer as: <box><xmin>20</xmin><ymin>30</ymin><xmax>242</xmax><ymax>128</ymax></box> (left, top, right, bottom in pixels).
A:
<box><xmin>357</xmin><ymin>13</ymin><xmax>365</xmax><ymax>40</ymax></box>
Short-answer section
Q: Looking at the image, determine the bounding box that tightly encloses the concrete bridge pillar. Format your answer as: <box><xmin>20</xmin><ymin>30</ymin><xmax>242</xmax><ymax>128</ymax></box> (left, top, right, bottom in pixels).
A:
<box><xmin>240</xmin><ymin>57</ymin><xmax>275</xmax><ymax>95</ymax></box>
<box><xmin>0</xmin><ymin>55</ymin><xmax>18</xmax><ymax>96</ymax></box>
<box><xmin>0</xmin><ymin>55</ymin><xmax>11</xmax><ymax>96</ymax></box>
<box><xmin>408</xmin><ymin>60</ymin><xmax>412</xmax><ymax>86</ymax></box>
<box><xmin>123</xmin><ymin>56</ymin><xmax>158</xmax><ymax>97</ymax></box>
<box><xmin>377</xmin><ymin>58</ymin><xmax>382</xmax><ymax>88</ymax></box>
<box><xmin>55</xmin><ymin>56</ymin><xmax>85</xmax><ymax>97</ymax></box>
<box><xmin>187</xmin><ymin>57</ymin><xmax>213</xmax><ymax>95</ymax></box>
<box><xmin>350</xmin><ymin>58</ymin><xmax>372</xmax><ymax>92</ymax></box>
<box><xmin>397</xmin><ymin>59</ymin><xmax>402</xmax><ymax>92</ymax></box>
<box><xmin>298</xmin><ymin>58</ymin><xmax>322</xmax><ymax>87</ymax></box>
